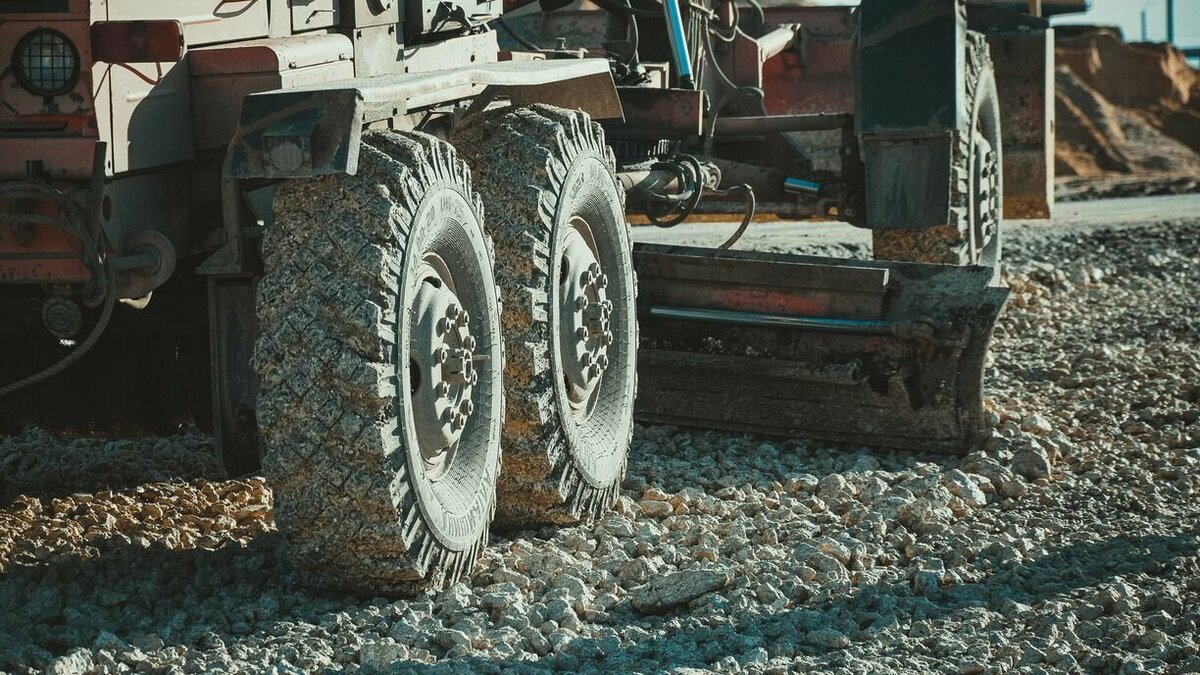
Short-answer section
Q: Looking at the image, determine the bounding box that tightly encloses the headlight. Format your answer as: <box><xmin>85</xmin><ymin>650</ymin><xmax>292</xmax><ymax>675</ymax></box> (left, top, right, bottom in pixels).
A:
<box><xmin>13</xmin><ymin>29</ymin><xmax>80</xmax><ymax>97</ymax></box>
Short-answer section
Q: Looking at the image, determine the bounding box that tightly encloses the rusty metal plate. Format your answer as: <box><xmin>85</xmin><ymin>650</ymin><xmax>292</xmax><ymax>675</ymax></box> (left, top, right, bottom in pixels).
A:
<box><xmin>615</xmin><ymin>87</ymin><xmax>703</xmax><ymax>136</ymax></box>
<box><xmin>634</xmin><ymin>243</ymin><xmax>1009</xmax><ymax>453</ymax></box>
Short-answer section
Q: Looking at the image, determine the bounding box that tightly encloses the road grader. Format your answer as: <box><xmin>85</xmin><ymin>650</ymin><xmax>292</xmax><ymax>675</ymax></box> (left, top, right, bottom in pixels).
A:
<box><xmin>0</xmin><ymin>0</ymin><xmax>1061</xmax><ymax>593</ymax></box>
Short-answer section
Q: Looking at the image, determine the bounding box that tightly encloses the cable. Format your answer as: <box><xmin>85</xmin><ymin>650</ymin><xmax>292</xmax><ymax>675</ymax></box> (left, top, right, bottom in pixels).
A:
<box><xmin>645</xmin><ymin>154</ymin><xmax>706</xmax><ymax>228</ymax></box>
<box><xmin>595</xmin><ymin>0</ymin><xmax>661</xmax><ymax>18</ymax></box>
<box><xmin>713</xmin><ymin>184</ymin><xmax>756</xmax><ymax>249</ymax></box>
<box><xmin>494</xmin><ymin>15</ymin><xmax>542</xmax><ymax>51</ymax></box>
<box><xmin>0</xmin><ymin>255</ymin><xmax>117</xmax><ymax>397</ymax></box>
<box><xmin>617</xmin><ymin>0</ymin><xmax>640</xmax><ymax>69</ymax></box>
<box><xmin>709</xmin><ymin>1</ymin><xmax>739</xmax><ymax>42</ymax></box>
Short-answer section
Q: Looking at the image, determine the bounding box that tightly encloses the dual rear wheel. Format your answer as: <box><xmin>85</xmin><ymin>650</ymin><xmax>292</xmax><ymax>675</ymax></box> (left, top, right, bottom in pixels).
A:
<box><xmin>255</xmin><ymin>105</ymin><xmax>635</xmax><ymax>593</ymax></box>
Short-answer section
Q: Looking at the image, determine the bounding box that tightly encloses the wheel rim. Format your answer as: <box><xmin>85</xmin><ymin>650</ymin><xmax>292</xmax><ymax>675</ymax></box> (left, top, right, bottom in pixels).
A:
<box><xmin>410</xmin><ymin>253</ymin><xmax>479</xmax><ymax>479</ymax></box>
<box><xmin>970</xmin><ymin>125</ymin><xmax>1001</xmax><ymax>267</ymax></box>
<box><xmin>396</xmin><ymin>184</ymin><xmax>502</xmax><ymax>550</ymax></box>
<box><xmin>557</xmin><ymin>217</ymin><xmax>614</xmax><ymax>419</ymax></box>
<box><xmin>547</xmin><ymin>155</ymin><xmax>635</xmax><ymax>490</ymax></box>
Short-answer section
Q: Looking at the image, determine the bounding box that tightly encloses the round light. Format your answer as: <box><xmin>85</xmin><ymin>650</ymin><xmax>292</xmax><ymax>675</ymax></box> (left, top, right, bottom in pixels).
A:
<box><xmin>13</xmin><ymin>29</ymin><xmax>80</xmax><ymax>97</ymax></box>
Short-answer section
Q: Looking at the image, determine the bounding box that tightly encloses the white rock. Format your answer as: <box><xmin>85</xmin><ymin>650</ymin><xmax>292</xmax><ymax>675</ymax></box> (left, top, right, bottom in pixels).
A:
<box><xmin>630</xmin><ymin>569</ymin><xmax>734</xmax><ymax>614</ymax></box>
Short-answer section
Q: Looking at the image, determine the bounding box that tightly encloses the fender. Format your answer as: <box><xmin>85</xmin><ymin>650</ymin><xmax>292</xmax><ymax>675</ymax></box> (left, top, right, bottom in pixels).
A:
<box><xmin>198</xmin><ymin>58</ymin><xmax>623</xmax><ymax>276</ymax></box>
<box><xmin>229</xmin><ymin>59</ymin><xmax>623</xmax><ymax>179</ymax></box>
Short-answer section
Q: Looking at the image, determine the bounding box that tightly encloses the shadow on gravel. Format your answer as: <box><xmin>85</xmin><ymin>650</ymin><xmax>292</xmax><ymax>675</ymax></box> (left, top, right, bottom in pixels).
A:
<box><xmin>3</xmin><ymin>530</ymin><xmax>1194</xmax><ymax>672</ymax></box>
<box><xmin>411</xmin><ymin>532</ymin><xmax>1198</xmax><ymax>673</ymax></box>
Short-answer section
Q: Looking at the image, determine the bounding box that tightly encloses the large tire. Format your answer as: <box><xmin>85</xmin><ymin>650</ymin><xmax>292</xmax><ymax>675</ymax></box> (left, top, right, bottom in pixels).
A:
<box><xmin>255</xmin><ymin>131</ymin><xmax>504</xmax><ymax>594</ymax></box>
<box><xmin>873</xmin><ymin>32</ymin><xmax>1003</xmax><ymax>269</ymax></box>
<box><xmin>454</xmin><ymin>104</ymin><xmax>636</xmax><ymax>528</ymax></box>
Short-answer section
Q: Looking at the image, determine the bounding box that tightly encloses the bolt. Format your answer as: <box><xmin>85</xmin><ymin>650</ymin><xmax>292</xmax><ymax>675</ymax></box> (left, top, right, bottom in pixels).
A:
<box><xmin>574</xmin><ymin>296</ymin><xmax>588</xmax><ymax>311</ymax></box>
<box><xmin>441</xmin><ymin>408</ymin><xmax>455</xmax><ymax>425</ymax></box>
<box><xmin>470</xmin><ymin>371</ymin><xmax>479</xmax><ymax>386</ymax></box>
<box><xmin>445</xmin><ymin>303</ymin><xmax>460</xmax><ymax>319</ymax></box>
<box><xmin>595</xmin><ymin>273</ymin><xmax>608</xmax><ymax>289</ymax></box>
<box><xmin>435</xmin><ymin>347</ymin><xmax>449</xmax><ymax>364</ymax></box>
<box><xmin>463</xmin><ymin>335</ymin><xmax>476</xmax><ymax>350</ymax></box>
<box><xmin>575</xmin><ymin>326</ymin><xmax>588</xmax><ymax>341</ymax></box>
<box><xmin>600</xmin><ymin>330</ymin><xmax>613</xmax><ymax>346</ymax></box>
<box><xmin>452</xmin><ymin>413</ymin><xmax>467</xmax><ymax>431</ymax></box>
<box><xmin>580</xmin><ymin>270</ymin><xmax>595</xmax><ymax>286</ymax></box>
<box><xmin>458</xmin><ymin>309</ymin><xmax>470</xmax><ymax>326</ymax></box>
<box><xmin>581</xmin><ymin>352</ymin><xmax>592</xmax><ymax>367</ymax></box>
<box><xmin>460</xmin><ymin>399</ymin><xmax>474</xmax><ymax>416</ymax></box>
<box><xmin>587</xmin><ymin>363</ymin><xmax>601</xmax><ymax>380</ymax></box>
<box><xmin>597</xmin><ymin>355</ymin><xmax>609</xmax><ymax>370</ymax></box>
<box><xmin>436</xmin><ymin>317</ymin><xmax>450</xmax><ymax>335</ymax></box>
<box><xmin>434</xmin><ymin>382</ymin><xmax>449</xmax><ymax>398</ymax></box>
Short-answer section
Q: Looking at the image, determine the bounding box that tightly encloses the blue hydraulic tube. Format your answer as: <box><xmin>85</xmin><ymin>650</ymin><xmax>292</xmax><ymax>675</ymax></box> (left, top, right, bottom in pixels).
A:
<box><xmin>662</xmin><ymin>0</ymin><xmax>695</xmax><ymax>89</ymax></box>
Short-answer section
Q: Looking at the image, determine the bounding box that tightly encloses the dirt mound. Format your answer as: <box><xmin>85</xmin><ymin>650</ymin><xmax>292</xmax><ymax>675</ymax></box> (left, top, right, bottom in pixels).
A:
<box><xmin>1054</xmin><ymin>28</ymin><xmax>1200</xmax><ymax>183</ymax></box>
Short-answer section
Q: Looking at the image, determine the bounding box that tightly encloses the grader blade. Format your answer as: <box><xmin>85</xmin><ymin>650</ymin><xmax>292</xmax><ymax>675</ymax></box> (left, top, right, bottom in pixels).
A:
<box><xmin>633</xmin><ymin>244</ymin><xmax>1009</xmax><ymax>453</ymax></box>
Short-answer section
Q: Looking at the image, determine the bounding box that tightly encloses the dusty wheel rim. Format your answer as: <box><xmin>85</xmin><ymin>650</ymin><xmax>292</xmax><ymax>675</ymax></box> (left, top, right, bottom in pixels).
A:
<box><xmin>409</xmin><ymin>253</ymin><xmax>479</xmax><ymax>479</ymax></box>
<box><xmin>549</xmin><ymin>155</ymin><xmax>636</xmax><ymax>491</ymax></box>
<box><xmin>970</xmin><ymin>126</ymin><xmax>1001</xmax><ymax>268</ymax></box>
<box><xmin>557</xmin><ymin>216</ymin><xmax>614</xmax><ymax>418</ymax></box>
<box><xmin>397</xmin><ymin>184</ymin><xmax>503</xmax><ymax>550</ymax></box>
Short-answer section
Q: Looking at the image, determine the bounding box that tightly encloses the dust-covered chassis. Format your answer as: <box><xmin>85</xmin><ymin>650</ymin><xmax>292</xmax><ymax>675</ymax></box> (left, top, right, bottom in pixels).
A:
<box><xmin>0</xmin><ymin>0</ymin><xmax>1059</xmax><ymax>592</ymax></box>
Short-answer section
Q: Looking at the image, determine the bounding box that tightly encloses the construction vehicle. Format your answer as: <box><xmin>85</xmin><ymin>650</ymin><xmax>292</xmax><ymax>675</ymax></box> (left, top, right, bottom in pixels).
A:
<box><xmin>0</xmin><ymin>0</ymin><xmax>1059</xmax><ymax>593</ymax></box>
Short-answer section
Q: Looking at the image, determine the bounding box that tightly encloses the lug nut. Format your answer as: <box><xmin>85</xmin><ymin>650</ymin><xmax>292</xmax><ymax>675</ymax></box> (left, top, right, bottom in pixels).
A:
<box><xmin>587</xmin><ymin>363</ymin><xmax>601</xmax><ymax>380</ymax></box>
<box><xmin>601</xmin><ymin>330</ymin><xmax>614</xmax><ymax>346</ymax></box>
<box><xmin>460</xmin><ymin>399</ymin><xmax>474</xmax><ymax>416</ymax></box>
<box><xmin>434</xmin><ymin>382</ymin><xmax>449</xmax><ymax>398</ymax></box>
<box><xmin>580</xmin><ymin>270</ymin><xmax>594</xmax><ymax>286</ymax></box>
<box><xmin>581</xmin><ymin>352</ymin><xmax>592</xmax><ymax>367</ymax></box>
<box><xmin>436</xmin><ymin>317</ymin><xmax>450</xmax><ymax>335</ymax></box>
<box><xmin>597</xmin><ymin>355</ymin><xmax>609</xmax><ymax>370</ymax></box>
<box><xmin>575</xmin><ymin>326</ymin><xmax>588</xmax><ymax>341</ymax></box>
<box><xmin>574</xmin><ymin>296</ymin><xmax>588</xmax><ymax>311</ymax></box>
<box><xmin>445</xmin><ymin>303</ymin><xmax>460</xmax><ymax>319</ymax></box>
<box><xmin>441</xmin><ymin>408</ymin><xmax>455</xmax><ymax>425</ymax></box>
<box><xmin>435</xmin><ymin>347</ymin><xmax>449</xmax><ymax>364</ymax></box>
<box><xmin>463</xmin><ymin>335</ymin><xmax>476</xmax><ymax>350</ymax></box>
<box><xmin>595</xmin><ymin>273</ymin><xmax>608</xmax><ymax>289</ymax></box>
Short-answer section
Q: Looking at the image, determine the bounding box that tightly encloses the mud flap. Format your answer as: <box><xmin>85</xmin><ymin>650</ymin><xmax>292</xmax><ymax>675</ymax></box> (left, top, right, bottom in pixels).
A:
<box><xmin>633</xmin><ymin>244</ymin><xmax>1009</xmax><ymax>453</ymax></box>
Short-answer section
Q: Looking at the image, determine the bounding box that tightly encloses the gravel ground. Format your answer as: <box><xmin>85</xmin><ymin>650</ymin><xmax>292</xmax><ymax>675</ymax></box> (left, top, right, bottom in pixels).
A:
<box><xmin>2</xmin><ymin>213</ymin><xmax>1198</xmax><ymax>674</ymax></box>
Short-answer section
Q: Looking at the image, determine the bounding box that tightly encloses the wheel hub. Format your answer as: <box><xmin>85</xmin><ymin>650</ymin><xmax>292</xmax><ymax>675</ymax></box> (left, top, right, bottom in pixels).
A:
<box><xmin>971</xmin><ymin>129</ymin><xmax>999</xmax><ymax>264</ymax></box>
<box><xmin>411</xmin><ymin>254</ymin><xmax>478</xmax><ymax>476</ymax></box>
<box><xmin>558</xmin><ymin>219</ymin><xmax>613</xmax><ymax>413</ymax></box>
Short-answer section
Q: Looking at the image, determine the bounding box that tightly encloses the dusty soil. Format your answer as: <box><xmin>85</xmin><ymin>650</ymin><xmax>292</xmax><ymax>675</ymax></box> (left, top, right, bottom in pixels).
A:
<box><xmin>1054</xmin><ymin>29</ymin><xmax>1200</xmax><ymax>200</ymax></box>
<box><xmin>2</xmin><ymin>201</ymin><xmax>1199</xmax><ymax>674</ymax></box>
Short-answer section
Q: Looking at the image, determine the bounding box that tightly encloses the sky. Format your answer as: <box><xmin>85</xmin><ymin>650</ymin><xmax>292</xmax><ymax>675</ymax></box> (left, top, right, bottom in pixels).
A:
<box><xmin>1051</xmin><ymin>0</ymin><xmax>1199</xmax><ymax>49</ymax></box>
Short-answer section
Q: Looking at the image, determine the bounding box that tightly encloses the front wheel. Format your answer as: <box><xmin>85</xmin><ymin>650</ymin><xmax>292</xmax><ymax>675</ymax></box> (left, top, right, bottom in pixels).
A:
<box><xmin>255</xmin><ymin>131</ymin><xmax>504</xmax><ymax>594</ymax></box>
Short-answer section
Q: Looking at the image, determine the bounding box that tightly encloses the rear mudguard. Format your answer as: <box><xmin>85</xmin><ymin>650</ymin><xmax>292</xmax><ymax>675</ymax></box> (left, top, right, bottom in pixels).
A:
<box><xmin>633</xmin><ymin>244</ymin><xmax>1008</xmax><ymax>452</ymax></box>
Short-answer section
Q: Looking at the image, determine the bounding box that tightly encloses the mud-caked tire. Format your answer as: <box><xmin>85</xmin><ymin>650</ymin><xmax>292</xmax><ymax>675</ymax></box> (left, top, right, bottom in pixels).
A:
<box><xmin>255</xmin><ymin>131</ymin><xmax>504</xmax><ymax>594</ymax></box>
<box><xmin>873</xmin><ymin>31</ymin><xmax>1003</xmax><ymax>270</ymax></box>
<box><xmin>454</xmin><ymin>104</ymin><xmax>636</xmax><ymax>528</ymax></box>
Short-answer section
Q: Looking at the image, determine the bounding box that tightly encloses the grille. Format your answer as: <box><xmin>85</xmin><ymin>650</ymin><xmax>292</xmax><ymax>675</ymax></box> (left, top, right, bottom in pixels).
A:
<box><xmin>14</xmin><ymin>29</ymin><xmax>78</xmax><ymax>96</ymax></box>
